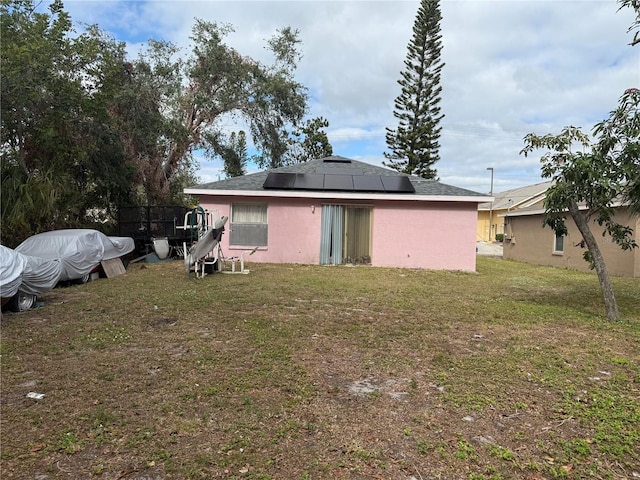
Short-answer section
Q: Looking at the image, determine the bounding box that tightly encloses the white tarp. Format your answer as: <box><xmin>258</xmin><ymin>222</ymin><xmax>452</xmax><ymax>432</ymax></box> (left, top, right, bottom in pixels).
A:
<box><xmin>1</xmin><ymin>245</ymin><xmax>28</xmax><ymax>298</ymax></box>
<box><xmin>15</xmin><ymin>229</ymin><xmax>135</xmax><ymax>282</ymax></box>
<box><xmin>19</xmin><ymin>255</ymin><xmax>65</xmax><ymax>295</ymax></box>
<box><xmin>0</xmin><ymin>245</ymin><xmax>63</xmax><ymax>297</ymax></box>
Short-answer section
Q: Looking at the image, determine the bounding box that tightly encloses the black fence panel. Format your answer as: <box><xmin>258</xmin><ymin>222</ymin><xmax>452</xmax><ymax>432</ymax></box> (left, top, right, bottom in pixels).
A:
<box><xmin>117</xmin><ymin>206</ymin><xmax>193</xmax><ymax>243</ymax></box>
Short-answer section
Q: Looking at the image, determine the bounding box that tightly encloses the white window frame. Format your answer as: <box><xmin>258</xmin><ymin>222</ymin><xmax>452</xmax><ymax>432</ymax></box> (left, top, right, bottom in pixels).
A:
<box><xmin>553</xmin><ymin>231</ymin><xmax>564</xmax><ymax>255</ymax></box>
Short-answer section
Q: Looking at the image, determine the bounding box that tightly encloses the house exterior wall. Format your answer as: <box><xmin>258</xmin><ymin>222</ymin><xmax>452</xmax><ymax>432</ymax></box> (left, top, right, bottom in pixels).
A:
<box><xmin>197</xmin><ymin>195</ymin><xmax>479</xmax><ymax>271</ymax></box>
<box><xmin>477</xmin><ymin>197</ymin><xmax>547</xmax><ymax>243</ymax></box>
<box><xmin>477</xmin><ymin>210</ymin><xmax>491</xmax><ymax>242</ymax></box>
<box><xmin>503</xmin><ymin>207</ymin><xmax>639</xmax><ymax>277</ymax></box>
<box><xmin>477</xmin><ymin>209</ymin><xmax>506</xmax><ymax>242</ymax></box>
<box><xmin>371</xmin><ymin>201</ymin><xmax>477</xmax><ymax>270</ymax></box>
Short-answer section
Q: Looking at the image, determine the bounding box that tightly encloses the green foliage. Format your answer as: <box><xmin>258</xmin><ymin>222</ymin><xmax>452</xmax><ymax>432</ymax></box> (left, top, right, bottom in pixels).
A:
<box><xmin>455</xmin><ymin>437</ymin><xmax>477</xmax><ymax>460</ymax></box>
<box><xmin>0</xmin><ymin>164</ymin><xmax>63</xmax><ymax>246</ymax></box>
<box><xmin>562</xmin><ymin>388</ymin><xmax>640</xmax><ymax>458</ymax></box>
<box><xmin>384</xmin><ymin>0</ymin><xmax>445</xmax><ymax>179</ymax></box>
<box><xmin>487</xmin><ymin>445</ymin><xmax>515</xmax><ymax>462</ymax></box>
<box><xmin>618</xmin><ymin>0</ymin><xmax>640</xmax><ymax>46</ymax></box>
<box><xmin>1</xmin><ymin>1</ymin><xmax>313</xmax><ymax>244</ymax></box>
<box><xmin>284</xmin><ymin>116</ymin><xmax>333</xmax><ymax>164</ymax></box>
<box><xmin>221</xmin><ymin>131</ymin><xmax>250</xmax><ymax>178</ymax></box>
<box><xmin>56</xmin><ymin>430</ymin><xmax>82</xmax><ymax>453</ymax></box>
<box><xmin>593</xmin><ymin>87</ymin><xmax>640</xmax><ymax>215</ymax></box>
<box><xmin>0</xmin><ymin>0</ymin><xmax>134</xmax><ymax>243</ymax></box>
<box><xmin>520</xmin><ymin>89</ymin><xmax>639</xmax><ymax>320</ymax></box>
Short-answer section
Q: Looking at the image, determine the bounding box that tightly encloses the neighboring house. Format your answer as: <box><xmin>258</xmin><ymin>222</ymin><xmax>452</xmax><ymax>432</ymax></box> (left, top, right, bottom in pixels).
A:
<box><xmin>477</xmin><ymin>181</ymin><xmax>552</xmax><ymax>242</ymax></box>
<box><xmin>503</xmin><ymin>204</ymin><xmax>640</xmax><ymax>278</ymax></box>
<box><xmin>184</xmin><ymin>156</ymin><xmax>490</xmax><ymax>271</ymax></box>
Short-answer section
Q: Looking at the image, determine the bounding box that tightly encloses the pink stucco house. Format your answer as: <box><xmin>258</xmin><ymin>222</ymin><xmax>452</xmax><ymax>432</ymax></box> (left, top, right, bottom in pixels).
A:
<box><xmin>184</xmin><ymin>156</ymin><xmax>490</xmax><ymax>271</ymax></box>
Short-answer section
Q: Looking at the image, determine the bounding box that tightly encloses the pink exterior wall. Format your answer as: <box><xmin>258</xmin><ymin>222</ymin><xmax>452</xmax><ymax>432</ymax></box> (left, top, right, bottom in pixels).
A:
<box><xmin>198</xmin><ymin>195</ymin><xmax>479</xmax><ymax>272</ymax></box>
<box><xmin>371</xmin><ymin>201</ymin><xmax>478</xmax><ymax>270</ymax></box>
<box><xmin>197</xmin><ymin>196</ymin><xmax>321</xmax><ymax>265</ymax></box>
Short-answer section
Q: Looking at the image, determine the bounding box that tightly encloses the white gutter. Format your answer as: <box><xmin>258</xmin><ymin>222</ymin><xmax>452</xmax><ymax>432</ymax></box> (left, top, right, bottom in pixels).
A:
<box><xmin>184</xmin><ymin>188</ymin><xmax>492</xmax><ymax>203</ymax></box>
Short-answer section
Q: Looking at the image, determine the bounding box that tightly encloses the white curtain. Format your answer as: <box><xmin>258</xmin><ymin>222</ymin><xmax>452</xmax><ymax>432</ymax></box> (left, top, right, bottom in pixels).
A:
<box><xmin>320</xmin><ymin>205</ymin><xmax>343</xmax><ymax>265</ymax></box>
<box><xmin>232</xmin><ymin>204</ymin><xmax>267</xmax><ymax>223</ymax></box>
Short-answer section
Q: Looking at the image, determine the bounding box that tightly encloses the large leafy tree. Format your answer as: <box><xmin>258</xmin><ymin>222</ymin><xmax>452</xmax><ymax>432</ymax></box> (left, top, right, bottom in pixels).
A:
<box><xmin>384</xmin><ymin>0</ymin><xmax>445</xmax><ymax>179</ymax></box>
<box><xmin>1</xmin><ymin>0</ymin><xmax>314</xmax><ymax>244</ymax></box>
<box><xmin>185</xmin><ymin>22</ymin><xmax>308</xmax><ymax>171</ymax></box>
<box><xmin>1</xmin><ymin>0</ymin><xmax>134</xmax><ymax>244</ymax></box>
<box><xmin>520</xmin><ymin>88</ymin><xmax>639</xmax><ymax>321</ymax></box>
<box><xmin>115</xmin><ymin>21</ymin><xmax>309</xmax><ymax>202</ymax></box>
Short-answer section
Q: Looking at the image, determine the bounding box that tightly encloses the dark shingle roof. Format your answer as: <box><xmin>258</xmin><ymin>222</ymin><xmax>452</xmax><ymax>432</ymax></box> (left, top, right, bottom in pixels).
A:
<box><xmin>188</xmin><ymin>156</ymin><xmax>484</xmax><ymax>198</ymax></box>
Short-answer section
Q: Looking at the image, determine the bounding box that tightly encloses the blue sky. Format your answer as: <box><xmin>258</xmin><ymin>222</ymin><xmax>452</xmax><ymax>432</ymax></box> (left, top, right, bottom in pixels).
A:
<box><xmin>57</xmin><ymin>0</ymin><xmax>638</xmax><ymax>194</ymax></box>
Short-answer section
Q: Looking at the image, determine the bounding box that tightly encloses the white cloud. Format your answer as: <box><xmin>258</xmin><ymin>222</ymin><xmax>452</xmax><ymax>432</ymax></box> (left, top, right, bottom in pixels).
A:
<box><xmin>58</xmin><ymin>0</ymin><xmax>639</xmax><ymax>193</ymax></box>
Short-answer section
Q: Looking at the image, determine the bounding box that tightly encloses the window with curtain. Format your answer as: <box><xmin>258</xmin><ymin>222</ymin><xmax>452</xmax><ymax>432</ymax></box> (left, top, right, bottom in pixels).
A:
<box><xmin>230</xmin><ymin>203</ymin><xmax>268</xmax><ymax>246</ymax></box>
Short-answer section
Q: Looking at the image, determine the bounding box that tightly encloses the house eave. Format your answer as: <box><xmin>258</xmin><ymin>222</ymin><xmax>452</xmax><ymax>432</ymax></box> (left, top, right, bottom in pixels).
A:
<box><xmin>501</xmin><ymin>201</ymin><xmax>629</xmax><ymax>217</ymax></box>
<box><xmin>184</xmin><ymin>188</ymin><xmax>491</xmax><ymax>203</ymax></box>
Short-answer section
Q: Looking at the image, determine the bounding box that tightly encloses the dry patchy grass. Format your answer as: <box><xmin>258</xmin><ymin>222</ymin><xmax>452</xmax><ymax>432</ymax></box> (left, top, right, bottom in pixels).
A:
<box><xmin>1</xmin><ymin>257</ymin><xmax>639</xmax><ymax>480</ymax></box>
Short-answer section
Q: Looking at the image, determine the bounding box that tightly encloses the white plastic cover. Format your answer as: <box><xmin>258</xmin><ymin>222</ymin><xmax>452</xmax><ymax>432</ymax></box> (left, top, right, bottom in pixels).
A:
<box><xmin>1</xmin><ymin>245</ymin><xmax>27</xmax><ymax>298</ymax></box>
<box><xmin>0</xmin><ymin>245</ymin><xmax>63</xmax><ymax>297</ymax></box>
<box><xmin>20</xmin><ymin>255</ymin><xmax>65</xmax><ymax>295</ymax></box>
<box><xmin>15</xmin><ymin>229</ymin><xmax>135</xmax><ymax>282</ymax></box>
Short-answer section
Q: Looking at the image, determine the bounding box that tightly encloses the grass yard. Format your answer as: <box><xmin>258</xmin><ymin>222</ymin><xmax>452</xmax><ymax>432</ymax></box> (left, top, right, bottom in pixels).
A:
<box><xmin>1</xmin><ymin>256</ymin><xmax>639</xmax><ymax>480</ymax></box>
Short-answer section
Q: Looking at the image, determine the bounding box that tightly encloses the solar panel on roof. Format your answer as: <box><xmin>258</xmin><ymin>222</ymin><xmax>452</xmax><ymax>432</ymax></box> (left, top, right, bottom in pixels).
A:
<box><xmin>381</xmin><ymin>176</ymin><xmax>415</xmax><ymax>193</ymax></box>
<box><xmin>263</xmin><ymin>172</ymin><xmax>296</xmax><ymax>189</ymax></box>
<box><xmin>316</xmin><ymin>167</ymin><xmax>364</xmax><ymax>175</ymax></box>
<box><xmin>353</xmin><ymin>175</ymin><xmax>385</xmax><ymax>192</ymax></box>
<box><xmin>294</xmin><ymin>174</ymin><xmax>324</xmax><ymax>190</ymax></box>
<box><xmin>264</xmin><ymin>171</ymin><xmax>414</xmax><ymax>194</ymax></box>
<box><xmin>323</xmin><ymin>174</ymin><xmax>354</xmax><ymax>191</ymax></box>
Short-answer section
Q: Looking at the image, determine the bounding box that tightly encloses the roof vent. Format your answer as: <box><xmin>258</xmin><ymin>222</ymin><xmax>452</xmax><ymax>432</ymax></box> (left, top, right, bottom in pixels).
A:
<box><xmin>322</xmin><ymin>158</ymin><xmax>352</xmax><ymax>164</ymax></box>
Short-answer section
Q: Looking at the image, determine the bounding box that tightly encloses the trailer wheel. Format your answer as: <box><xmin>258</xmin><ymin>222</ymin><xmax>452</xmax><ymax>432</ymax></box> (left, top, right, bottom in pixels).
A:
<box><xmin>6</xmin><ymin>291</ymin><xmax>37</xmax><ymax>312</ymax></box>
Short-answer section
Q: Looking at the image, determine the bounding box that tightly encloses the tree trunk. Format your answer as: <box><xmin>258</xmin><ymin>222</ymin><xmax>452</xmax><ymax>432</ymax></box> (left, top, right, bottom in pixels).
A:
<box><xmin>567</xmin><ymin>200</ymin><xmax>619</xmax><ymax>320</ymax></box>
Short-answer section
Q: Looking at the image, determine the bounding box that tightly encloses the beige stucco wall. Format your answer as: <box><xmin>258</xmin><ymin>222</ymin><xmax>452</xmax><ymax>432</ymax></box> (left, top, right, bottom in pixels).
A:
<box><xmin>503</xmin><ymin>207</ymin><xmax>640</xmax><ymax>277</ymax></box>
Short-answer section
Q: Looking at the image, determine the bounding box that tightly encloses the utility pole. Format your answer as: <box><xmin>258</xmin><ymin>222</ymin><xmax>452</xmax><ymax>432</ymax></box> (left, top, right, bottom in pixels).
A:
<box><xmin>487</xmin><ymin>167</ymin><xmax>494</xmax><ymax>242</ymax></box>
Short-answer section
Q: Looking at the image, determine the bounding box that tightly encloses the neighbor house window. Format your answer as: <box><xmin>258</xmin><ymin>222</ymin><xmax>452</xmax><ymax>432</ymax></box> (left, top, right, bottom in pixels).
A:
<box><xmin>230</xmin><ymin>203</ymin><xmax>268</xmax><ymax>247</ymax></box>
<box><xmin>553</xmin><ymin>232</ymin><xmax>564</xmax><ymax>254</ymax></box>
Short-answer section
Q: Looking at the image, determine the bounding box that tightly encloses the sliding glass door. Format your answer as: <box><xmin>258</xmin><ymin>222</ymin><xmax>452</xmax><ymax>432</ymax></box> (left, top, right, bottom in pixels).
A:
<box><xmin>320</xmin><ymin>205</ymin><xmax>371</xmax><ymax>265</ymax></box>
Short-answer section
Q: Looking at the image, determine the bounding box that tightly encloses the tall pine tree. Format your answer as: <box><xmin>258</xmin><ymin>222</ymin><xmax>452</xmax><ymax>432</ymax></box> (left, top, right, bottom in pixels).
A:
<box><xmin>384</xmin><ymin>0</ymin><xmax>445</xmax><ymax>179</ymax></box>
